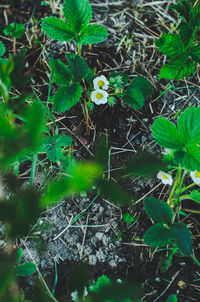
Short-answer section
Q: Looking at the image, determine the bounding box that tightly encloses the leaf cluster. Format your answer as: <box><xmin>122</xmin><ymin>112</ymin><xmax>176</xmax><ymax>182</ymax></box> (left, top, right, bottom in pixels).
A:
<box><xmin>155</xmin><ymin>0</ymin><xmax>200</xmax><ymax>79</ymax></box>
<box><xmin>152</xmin><ymin>107</ymin><xmax>200</xmax><ymax>171</ymax></box>
<box><xmin>109</xmin><ymin>72</ymin><xmax>153</xmax><ymax>109</ymax></box>
<box><xmin>143</xmin><ymin>197</ymin><xmax>193</xmax><ymax>257</ymax></box>
<box><xmin>49</xmin><ymin>53</ymin><xmax>91</xmax><ymax>112</ymax></box>
<box><xmin>41</xmin><ymin>0</ymin><xmax>108</xmax><ymax>45</ymax></box>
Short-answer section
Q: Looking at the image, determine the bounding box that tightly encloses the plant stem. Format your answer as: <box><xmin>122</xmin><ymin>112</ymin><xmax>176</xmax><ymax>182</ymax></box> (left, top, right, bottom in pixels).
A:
<box><xmin>30</xmin><ymin>153</ymin><xmax>37</xmax><ymax>186</ymax></box>
<box><xmin>78</xmin><ymin>44</ymin><xmax>82</xmax><ymax>56</ymax></box>
<box><xmin>169</xmin><ymin>167</ymin><xmax>182</xmax><ymax>205</ymax></box>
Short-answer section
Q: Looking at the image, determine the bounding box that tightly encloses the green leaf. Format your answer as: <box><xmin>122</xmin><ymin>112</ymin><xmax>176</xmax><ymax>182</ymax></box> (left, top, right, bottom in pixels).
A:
<box><xmin>11</xmin><ymin>48</ymin><xmax>31</xmax><ymax>89</ymax></box>
<box><xmin>0</xmin><ymin>41</ymin><xmax>5</xmax><ymax>57</ymax></box>
<box><xmin>14</xmin><ymin>248</ymin><xmax>23</xmax><ymax>264</ymax></box>
<box><xmin>174</xmin><ymin>145</ymin><xmax>200</xmax><ymax>171</ymax></box>
<box><xmin>143</xmin><ymin>223</ymin><xmax>173</xmax><ymax>247</ymax></box>
<box><xmin>75</xmin><ymin>24</ymin><xmax>108</xmax><ymax>45</ymax></box>
<box><xmin>49</xmin><ymin>59</ymin><xmax>71</xmax><ymax>85</ymax></box>
<box><xmin>144</xmin><ymin>197</ymin><xmax>173</xmax><ymax>224</ymax></box>
<box><xmin>66</xmin><ymin>53</ymin><xmax>89</xmax><ymax>82</ymax></box>
<box><xmin>41</xmin><ymin>17</ymin><xmax>75</xmax><ymax>42</ymax></box>
<box><xmin>25</xmin><ymin>100</ymin><xmax>45</xmax><ymax>151</ymax></box>
<box><xmin>53</xmin><ymin>84</ymin><xmax>82</xmax><ymax>113</ymax></box>
<box><xmin>122</xmin><ymin>87</ymin><xmax>144</xmax><ymax>109</ymax></box>
<box><xmin>41</xmin><ymin>162</ymin><xmax>102</xmax><ymax>207</ymax></box>
<box><xmin>43</xmin><ymin>134</ymin><xmax>72</xmax><ymax>162</ymax></box>
<box><xmin>158</xmin><ymin>55</ymin><xmax>195</xmax><ymax>80</ymax></box>
<box><xmin>63</xmin><ymin>0</ymin><xmax>92</xmax><ymax>33</ymax></box>
<box><xmin>16</xmin><ymin>263</ymin><xmax>36</xmax><ymax>276</ymax></box>
<box><xmin>152</xmin><ymin>117</ymin><xmax>183</xmax><ymax>150</ymax></box>
<box><xmin>0</xmin><ymin>56</ymin><xmax>14</xmax><ymax>100</ymax></box>
<box><xmin>3</xmin><ymin>23</ymin><xmax>25</xmax><ymax>38</ymax></box>
<box><xmin>128</xmin><ymin>76</ymin><xmax>152</xmax><ymax>98</ymax></box>
<box><xmin>123</xmin><ymin>213</ymin><xmax>135</xmax><ymax>223</ymax></box>
<box><xmin>177</xmin><ymin>107</ymin><xmax>200</xmax><ymax>145</ymax></box>
<box><xmin>189</xmin><ymin>44</ymin><xmax>200</xmax><ymax>64</ymax></box>
<box><xmin>189</xmin><ymin>190</ymin><xmax>200</xmax><ymax>204</ymax></box>
<box><xmin>170</xmin><ymin>222</ymin><xmax>193</xmax><ymax>256</ymax></box>
<box><xmin>166</xmin><ymin>295</ymin><xmax>178</xmax><ymax>302</ymax></box>
<box><xmin>178</xmin><ymin>22</ymin><xmax>195</xmax><ymax>46</ymax></box>
<box><xmin>170</xmin><ymin>1</ymin><xmax>191</xmax><ymax>23</ymax></box>
<box><xmin>90</xmin><ymin>275</ymin><xmax>111</xmax><ymax>293</ymax></box>
<box><xmin>155</xmin><ymin>33</ymin><xmax>184</xmax><ymax>58</ymax></box>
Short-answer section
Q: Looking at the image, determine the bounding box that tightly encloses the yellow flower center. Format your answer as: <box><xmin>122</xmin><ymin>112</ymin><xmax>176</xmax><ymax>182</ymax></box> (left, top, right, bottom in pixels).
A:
<box><xmin>98</xmin><ymin>80</ymin><xmax>104</xmax><ymax>88</ymax></box>
<box><xmin>195</xmin><ymin>171</ymin><xmax>200</xmax><ymax>178</ymax></box>
<box><xmin>162</xmin><ymin>173</ymin><xmax>169</xmax><ymax>179</ymax></box>
<box><xmin>96</xmin><ymin>92</ymin><xmax>103</xmax><ymax>99</ymax></box>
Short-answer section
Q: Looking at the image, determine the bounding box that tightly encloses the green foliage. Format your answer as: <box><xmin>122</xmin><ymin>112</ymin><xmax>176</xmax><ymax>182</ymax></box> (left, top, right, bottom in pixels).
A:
<box><xmin>143</xmin><ymin>222</ymin><xmax>173</xmax><ymax>247</ymax></box>
<box><xmin>109</xmin><ymin>72</ymin><xmax>129</xmax><ymax>88</ymax></box>
<box><xmin>41</xmin><ymin>161</ymin><xmax>102</xmax><ymax>207</ymax></box>
<box><xmin>42</xmin><ymin>134</ymin><xmax>72</xmax><ymax>162</ymax></box>
<box><xmin>155</xmin><ymin>0</ymin><xmax>200</xmax><ymax>79</ymax></box>
<box><xmin>50</xmin><ymin>54</ymin><xmax>89</xmax><ymax>112</ymax></box>
<box><xmin>3</xmin><ymin>23</ymin><xmax>25</xmax><ymax>38</ymax></box>
<box><xmin>16</xmin><ymin>263</ymin><xmax>36</xmax><ymax>277</ymax></box>
<box><xmin>0</xmin><ymin>100</ymin><xmax>45</xmax><ymax>168</ymax></box>
<box><xmin>143</xmin><ymin>197</ymin><xmax>173</xmax><ymax>224</ymax></box>
<box><xmin>152</xmin><ymin>107</ymin><xmax>200</xmax><ymax>171</ymax></box>
<box><xmin>189</xmin><ymin>189</ymin><xmax>200</xmax><ymax>204</ymax></box>
<box><xmin>122</xmin><ymin>213</ymin><xmax>135</xmax><ymax>223</ymax></box>
<box><xmin>143</xmin><ymin>197</ymin><xmax>193</xmax><ymax>256</ymax></box>
<box><xmin>122</xmin><ymin>76</ymin><xmax>152</xmax><ymax>109</ymax></box>
<box><xmin>171</xmin><ymin>222</ymin><xmax>193</xmax><ymax>257</ymax></box>
<box><xmin>0</xmin><ymin>55</ymin><xmax>14</xmax><ymax>100</ymax></box>
<box><xmin>166</xmin><ymin>295</ymin><xmax>177</xmax><ymax>302</ymax></box>
<box><xmin>0</xmin><ymin>41</ymin><xmax>5</xmax><ymax>57</ymax></box>
<box><xmin>41</xmin><ymin>0</ymin><xmax>108</xmax><ymax>45</ymax></box>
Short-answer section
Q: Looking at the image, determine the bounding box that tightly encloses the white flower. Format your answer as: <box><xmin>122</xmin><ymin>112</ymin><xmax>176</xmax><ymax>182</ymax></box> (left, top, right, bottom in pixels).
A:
<box><xmin>157</xmin><ymin>171</ymin><xmax>173</xmax><ymax>185</ymax></box>
<box><xmin>93</xmin><ymin>75</ymin><xmax>109</xmax><ymax>90</ymax></box>
<box><xmin>91</xmin><ymin>89</ymin><xmax>108</xmax><ymax>105</ymax></box>
<box><xmin>190</xmin><ymin>171</ymin><xmax>200</xmax><ymax>185</ymax></box>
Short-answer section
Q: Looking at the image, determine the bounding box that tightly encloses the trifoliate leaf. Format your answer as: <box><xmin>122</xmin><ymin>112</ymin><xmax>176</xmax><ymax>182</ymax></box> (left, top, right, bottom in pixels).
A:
<box><xmin>0</xmin><ymin>41</ymin><xmax>5</xmax><ymax>57</ymax></box>
<box><xmin>143</xmin><ymin>223</ymin><xmax>173</xmax><ymax>247</ymax></box>
<box><xmin>189</xmin><ymin>190</ymin><xmax>200</xmax><ymax>204</ymax></box>
<box><xmin>170</xmin><ymin>222</ymin><xmax>193</xmax><ymax>257</ymax></box>
<box><xmin>3</xmin><ymin>23</ymin><xmax>25</xmax><ymax>39</ymax></box>
<box><xmin>42</xmin><ymin>134</ymin><xmax>72</xmax><ymax>162</ymax></box>
<box><xmin>174</xmin><ymin>145</ymin><xmax>200</xmax><ymax>171</ymax></box>
<box><xmin>53</xmin><ymin>84</ymin><xmax>82</xmax><ymax>113</ymax></box>
<box><xmin>16</xmin><ymin>263</ymin><xmax>36</xmax><ymax>276</ymax></box>
<box><xmin>144</xmin><ymin>197</ymin><xmax>173</xmax><ymax>224</ymax></box>
<box><xmin>65</xmin><ymin>53</ymin><xmax>89</xmax><ymax>82</ymax></box>
<box><xmin>63</xmin><ymin>0</ymin><xmax>92</xmax><ymax>33</ymax></box>
<box><xmin>49</xmin><ymin>59</ymin><xmax>71</xmax><ymax>86</ymax></box>
<box><xmin>41</xmin><ymin>17</ymin><xmax>75</xmax><ymax>42</ymax></box>
<box><xmin>122</xmin><ymin>87</ymin><xmax>144</xmax><ymax>109</ymax></box>
<box><xmin>155</xmin><ymin>33</ymin><xmax>184</xmax><ymax>58</ymax></box>
<box><xmin>75</xmin><ymin>24</ymin><xmax>108</xmax><ymax>45</ymax></box>
<box><xmin>177</xmin><ymin>107</ymin><xmax>200</xmax><ymax>145</ymax></box>
<box><xmin>152</xmin><ymin>117</ymin><xmax>183</xmax><ymax>150</ymax></box>
<box><xmin>158</xmin><ymin>55</ymin><xmax>195</xmax><ymax>80</ymax></box>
